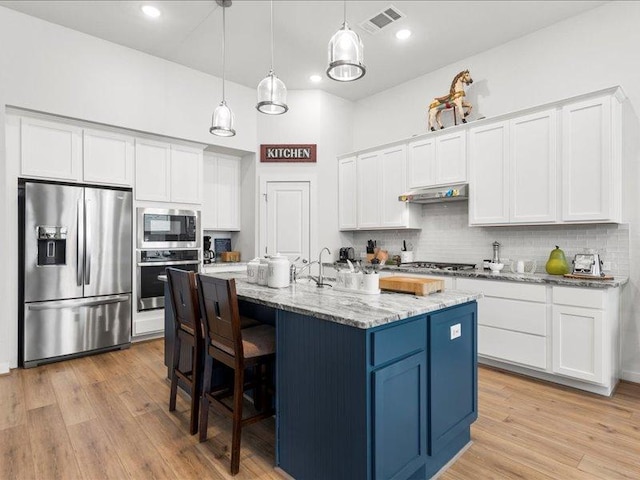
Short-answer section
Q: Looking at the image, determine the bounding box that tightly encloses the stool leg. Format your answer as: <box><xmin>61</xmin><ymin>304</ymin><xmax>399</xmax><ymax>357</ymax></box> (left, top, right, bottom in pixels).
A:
<box><xmin>189</xmin><ymin>342</ymin><xmax>200</xmax><ymax>435</ymax></box>
<box><xmin>199</xmin><ymin>355</ymin><xmax>213</xmax><ymax>443</ymax></box>
<box><xmin>230</xmin><ymin>366</ymin><xmax>244</xmax><ymax>475</ymax></box>
<box><xmin>169</xmin><ymin>333</ymin><xmax>181</xmax><ymax>412</ymax></box>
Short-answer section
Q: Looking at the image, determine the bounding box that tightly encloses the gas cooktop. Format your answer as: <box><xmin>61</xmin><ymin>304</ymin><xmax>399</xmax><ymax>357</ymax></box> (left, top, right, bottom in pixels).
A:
<box><xmin>400</xmin><ymin>261</ymin><xmax>477</xmax><ymax>271</ymax></box>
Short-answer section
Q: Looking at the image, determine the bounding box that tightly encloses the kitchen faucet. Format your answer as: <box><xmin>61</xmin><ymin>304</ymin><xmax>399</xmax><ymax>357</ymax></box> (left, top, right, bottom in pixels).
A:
<box><xmin>290</xmin><ymin>248</ymin><xmax>332</xmax><ymax>287</ymax></box>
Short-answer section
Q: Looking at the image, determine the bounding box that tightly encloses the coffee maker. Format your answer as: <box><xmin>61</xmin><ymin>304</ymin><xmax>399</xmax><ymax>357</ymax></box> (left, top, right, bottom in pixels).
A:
<box><xmin>203</xmin><ymin>236</ymin><xmax>214</xmax><ymax>264</ymax></box>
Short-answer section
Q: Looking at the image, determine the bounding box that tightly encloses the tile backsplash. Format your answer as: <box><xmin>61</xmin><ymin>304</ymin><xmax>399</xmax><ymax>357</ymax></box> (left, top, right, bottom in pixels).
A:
<box><xmin>351</xmin><ymin>202</ymin><xmax>630</xmax><ymax>277</ymax></box>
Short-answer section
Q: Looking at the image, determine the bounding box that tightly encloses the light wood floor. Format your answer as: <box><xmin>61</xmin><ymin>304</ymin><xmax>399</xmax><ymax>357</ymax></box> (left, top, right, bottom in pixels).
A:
<box><xmin>1</xmin><ymin>340</ymin><xmax>639</xmax><ymax>480</ymax></box>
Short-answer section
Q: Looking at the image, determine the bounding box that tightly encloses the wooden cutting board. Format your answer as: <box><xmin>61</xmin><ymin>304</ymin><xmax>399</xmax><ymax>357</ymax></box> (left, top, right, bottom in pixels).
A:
<box><xmin>563</xmin><ymin>273</ymin><xmax>615</xmax><ymax>280</ymax></box>
<box><xmin>379</xmin><ymin>276</ymin><xmax>444</xmax><ymax>296</ymax></box>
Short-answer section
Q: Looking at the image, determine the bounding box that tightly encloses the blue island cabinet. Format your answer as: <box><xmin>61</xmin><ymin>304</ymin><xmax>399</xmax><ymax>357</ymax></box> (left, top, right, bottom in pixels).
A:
<box><xmin>276</xmin><ymin>301</ymin><xmax>478</xmax><ymax>480</ymax></box>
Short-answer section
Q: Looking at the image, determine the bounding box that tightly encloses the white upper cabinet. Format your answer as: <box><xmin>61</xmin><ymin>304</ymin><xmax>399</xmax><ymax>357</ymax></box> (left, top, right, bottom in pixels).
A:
<box><xmin>468</xmin><ymin>121</ymin><xmax>510</xmax><ymax>225</ymax></box>
<box><xmin>407</xmin><ymin>131</ymin><xmax>466</xmax><ymax>189</ymax></box>
<box><xmin>83</xmin><ymin>129</ymin><xmax>134</xmax><ymax>186</ymax></box>
<box><xmin>349</xmin><ymin>146</ymin><xmax>418</xmax><ymax>230</ymax></box>
<box><xmin>338</xmin><ymin>156</ymin><xmax>357</xmax><ymax>230</ymax></box>
<box><xmin>20</xmin><ymin>117</ymin><xmax>82</xmax><ymax>181</ymax></box>
<box><xmin>561</xmin><ymin>95</ymin><xmax>620</xmax><ymax>223</ymax></box>
<box><xmin>435</xmin><ymin>131</ymin><xmax>467</xmax><ymax>185</ymax></box>
<box><xmin>510</xmin><ymin>110</ymin><xmax>557</xmax><ymax>223</ymax></box>
<box><xmin>202</xmin><ymin>154</ymin><xmax>241</xmax><ymax>231</ymax></box>
<box><xmin>135</xmin><ymin>140</ymin><xmax>203</xmax><ymax>204</ymax></box>
<box><xmin>380</xmin><ymin>145</ymin><xmax>408</xmax><ymax>227</ymax></box>
<box><xmin>356</xmin><ymin>151</ymin><xmax>381</xmax><ymax>229</ymax></box>
<box><xmin>470</xmin><ymin>110</ymin><xmax>558</xmax><ymax>225</ymax></box>
<box><xmin>407</xmin><ymin>138</ymin><xmax>436</xmax><ymax>189</ymax></box>
<box><xmin>170</xmin><ymin>144</ymin><xmax>202</xmax><ymax>204</ymax></box>
<box><xmin>135</xmin><ymin>139</ymin><xmax>171</xmax><ymax>202</ymax></box>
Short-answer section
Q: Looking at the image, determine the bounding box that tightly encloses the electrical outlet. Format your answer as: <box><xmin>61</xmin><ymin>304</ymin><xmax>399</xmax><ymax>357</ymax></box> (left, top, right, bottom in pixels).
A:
<box><xmin>450</xmin><ymin>323</ymin><xmax>461</xmax><ymax>340</ymax></box>
<box><xmin>603</xmin><ymin>261</ymin><xmax>611</xmax><ymax>271</ymax></box>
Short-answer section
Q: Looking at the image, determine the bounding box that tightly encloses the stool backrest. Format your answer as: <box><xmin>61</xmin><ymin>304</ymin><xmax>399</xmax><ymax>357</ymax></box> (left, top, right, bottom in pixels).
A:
<box><xmin>197</xmin><ymin>275</ymin><xmax>243</xmax><ymax>359</ymax></box>
<box><xmin>166</xmin><ymin>268</ymin><xmax>201</xmax><ymax>336</ymax></box>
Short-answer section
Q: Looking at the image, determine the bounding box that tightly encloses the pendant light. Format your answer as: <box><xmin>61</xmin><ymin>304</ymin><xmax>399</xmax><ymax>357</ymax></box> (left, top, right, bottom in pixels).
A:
<box><xmin>256</xmin><ymin>0</ymin><xmax>288</xmax><ymax>114</ymax></box>
<box><xmin>210</xmin><ymin>0</ymin><xmax>235</xmax><ymax>137</ymax></box>
<box><xmin>327</xmin><ymin>0</ymin><xmax>366</xmax><ymax>82</ymax></box>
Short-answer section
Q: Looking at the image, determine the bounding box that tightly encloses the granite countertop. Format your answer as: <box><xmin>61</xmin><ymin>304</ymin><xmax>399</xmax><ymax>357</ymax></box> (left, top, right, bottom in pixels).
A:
<box><xmin>328</xmin><ymin>263</ymin><xmax>627</xmax><ymax>288</ymax></box>
<box><xmin>198</xmin><ymin>273</ymin><xmax>481</xmax><ymax>329</ymax></box>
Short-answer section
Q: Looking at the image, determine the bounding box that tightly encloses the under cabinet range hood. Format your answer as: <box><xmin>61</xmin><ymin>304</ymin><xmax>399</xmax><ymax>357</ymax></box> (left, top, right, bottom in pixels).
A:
<box><xmin>399</xmin><ymin>184</ymin><xmax>469</xmax><ymax>204</ymax></box>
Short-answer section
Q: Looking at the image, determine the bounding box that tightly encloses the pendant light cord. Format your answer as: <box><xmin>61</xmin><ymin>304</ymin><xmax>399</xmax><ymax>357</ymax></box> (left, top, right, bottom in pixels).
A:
<box><xmin>343</xmin><ymin>0</ymin><xmax>347</xmax><ymax>24</ymax></box>
<box><xmin>222</xmin><ymin>3</ymin><xmax>227</xmax><ymax>102</ymax></box>
<box><xmin>270</xmin><ymin>0</ymin><xmax>274</xmax><ymax>72</ymax></box>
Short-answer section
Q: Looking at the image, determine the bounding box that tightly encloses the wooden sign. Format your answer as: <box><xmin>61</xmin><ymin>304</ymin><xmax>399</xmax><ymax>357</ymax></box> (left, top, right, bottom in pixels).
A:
<box><xmin>260</xmin><ymin>144</ymin><xmax>317</xmax><ymax>163</ymax></box>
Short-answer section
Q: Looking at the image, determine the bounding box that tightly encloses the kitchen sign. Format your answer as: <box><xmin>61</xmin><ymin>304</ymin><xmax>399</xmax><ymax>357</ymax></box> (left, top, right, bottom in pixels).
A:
<box><xmin>260</xmin><ymin>144</ymin><xmax>317</xmax><ymax>163</ymax></box>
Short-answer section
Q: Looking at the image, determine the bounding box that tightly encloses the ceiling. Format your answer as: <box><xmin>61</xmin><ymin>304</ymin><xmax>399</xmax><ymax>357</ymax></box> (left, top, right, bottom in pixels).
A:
<box><xmin>0</xmin><ymin>1</ymin><xmax>606</xmax><ymax>101</ymax></box>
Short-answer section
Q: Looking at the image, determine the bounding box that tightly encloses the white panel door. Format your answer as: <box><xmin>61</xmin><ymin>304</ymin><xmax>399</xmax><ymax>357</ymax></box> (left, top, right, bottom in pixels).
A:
<box><xmin>468</xmin><ymin>122</ymin><xmax>510</xmax><ymax>225</ymax></box>
<box><xmin>202</xmin><ymin>155</ymin><xmax>218</xmax><ymax>229</ymax></box>
<box><xmin>216</xmin><ymin>157</ymin><xmax>240</xmax><ymax>230</ymax></box>
<box><xmin>357</xmin><ymin>152</ymin><xmax>381</xmax><ymax>228</ymax></box>
<box><xmin>561</xmin><ymin>96</ymin><xmax>612</xmax><ymax>222</ymax></box>
<box><xmin>407</xmin><ymin>138</ymin><xmax>436</xmax><ymax>189</ymax></box>
<box><xmin>510</xmin><ymin>110</ymin><xmax>557</xmax><ymax>223</ymax></box>
<box><xmin>552</xmin><ymin>305</ymin><xmax>604</xmax><ymax>384</ymax></box>
<box><xmin>338</xmin><ymin>156</ymin><xmax>357</xmax><ymax>230</ymax></box>
<box><xmin>83</xmin><ymin>129</ymin><xmax>134</xmax><ymax>186</ymax></box>
<box><xmin>266</xmin><ymin>182</ymin><xmax>310</xmax><ymax>261</ymax></box>
<box><xmin>435</xmin><ymin>131</ymin><xmax>466</xmax><ymax>185</ymax></box>
<box><xmin>379</xmin><ymin>145</ymin><xmax>407</xmax><ymax>228</ymax></box>
<box><xmin>170</xmin><ymin>145</ymin><xmax>202</xmax><ymax>204</ymax></box>
<box><xmin>20</xmin><ymin>117</ymin><xmax>82</xmax><ymax>181</ymax></box>
<box><xmin>135</xmin><ymin>139</ymin><xmax>171</xmax><ymax>202</ymax></box>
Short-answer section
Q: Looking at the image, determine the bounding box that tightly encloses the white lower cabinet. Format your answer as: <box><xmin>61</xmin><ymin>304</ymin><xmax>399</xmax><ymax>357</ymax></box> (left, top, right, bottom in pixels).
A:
<box><xmin>457</xmin><ymin>277</ymin><xmax>620</xmax><ymax>395</ymax></box>
<box><xmin>551</xmin><ymin>286</ymin><xmax>617</xmax><ymax>387</ymax></box>
<box><xmin>457</xmin><ymin>278</ymin><xmax>547</xmax><ymax>370</ymax></box>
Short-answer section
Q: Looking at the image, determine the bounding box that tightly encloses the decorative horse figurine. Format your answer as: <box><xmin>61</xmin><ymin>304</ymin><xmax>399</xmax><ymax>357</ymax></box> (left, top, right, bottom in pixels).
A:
<box><xmin>428</xmin><ymin>70</ymin><xmax>474</xmax><ymax>131</ymax></box>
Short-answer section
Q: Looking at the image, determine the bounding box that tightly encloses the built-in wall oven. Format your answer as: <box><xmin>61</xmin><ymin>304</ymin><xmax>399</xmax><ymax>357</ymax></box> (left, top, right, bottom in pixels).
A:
<box><xmin>137</xmin><ymin>207</ymin><xmax>201</xmax><ymax>249</ymax></box>
<box><xmin>136</xmin><ymin>249</ymin><xmax>200</xmax><ymax>311</ymax></box>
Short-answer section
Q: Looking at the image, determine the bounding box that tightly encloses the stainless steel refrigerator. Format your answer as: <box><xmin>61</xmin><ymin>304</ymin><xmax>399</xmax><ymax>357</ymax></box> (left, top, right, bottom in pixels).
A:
<box><xmin>19</xmin><ymin>180</ymin><xmax>133</xmax><ymax>367</ymax></box>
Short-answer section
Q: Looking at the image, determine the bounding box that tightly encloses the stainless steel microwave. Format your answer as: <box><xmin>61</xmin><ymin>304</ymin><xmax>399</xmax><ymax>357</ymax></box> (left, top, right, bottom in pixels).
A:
<box><xmin>136</xmin><ymin>208</ymin><xmax>201</xmax><ymax>249</ymax></box>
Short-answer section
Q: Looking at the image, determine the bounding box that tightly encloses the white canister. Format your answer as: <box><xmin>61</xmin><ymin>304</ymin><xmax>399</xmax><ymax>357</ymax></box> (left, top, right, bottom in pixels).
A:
<box><xmin>400</xmin><ymin>251</ymin><xmax>414</xmax><ymax>264</ymax></box>
<box><xmin>267</xmin><ymin>253</ymin><xmax>290</xmax><ymax>288</ymax></box>
<box><xmin>335</xmin><ymin>270</ymin><xmax>347</xmax><ymax>289</ymax></box>
<box><xmin>257</xmin><ymin>258</ymin><xmax>269</xmax><ymax>286</ymax></box>
<box><xmin>362</xmin><ymin>273</ymin><xmax>379</xmax><ymax>293</ymax></box>
<box><xmin>247</xmin><ymin>257</ymin><xmax>261</xmax><ymax>284</ymax></box>
<box><xmin>345</xmin><ymin>272</ymin><xmax>363</xmax><ymax>290</ymax></box>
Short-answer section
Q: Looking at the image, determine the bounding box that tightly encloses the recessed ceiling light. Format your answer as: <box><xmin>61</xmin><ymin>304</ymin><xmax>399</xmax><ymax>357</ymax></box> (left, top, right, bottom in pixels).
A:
<box><xmin>310</xmin><ymin>75</ymin><xmax>322</xmax><ymax>83</ymax></box>
<box><xmin>395</xmin><ymin>29</ymin><xmax>412</xmax><ymax>40</ymax></box>
<box><xmin>141</xmin><ymin>5</ymin><xmax>161</xmax><ymax>18</ymax></box>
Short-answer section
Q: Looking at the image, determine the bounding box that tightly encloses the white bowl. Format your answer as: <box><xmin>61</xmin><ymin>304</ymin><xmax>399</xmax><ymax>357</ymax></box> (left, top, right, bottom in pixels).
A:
<box><xmin>488</xmin><ymin>262</ymin><xmax>504</xmax><ymax>274</ymax></box>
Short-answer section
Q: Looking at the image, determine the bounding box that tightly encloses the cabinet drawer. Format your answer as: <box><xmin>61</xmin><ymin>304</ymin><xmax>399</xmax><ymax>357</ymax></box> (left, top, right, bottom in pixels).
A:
<box><xmin>371</xmin><ymin>318</ymin><xmax>426</xmax><ymax>367</ymax></box>
<box><xmin>552</xmin><ymin>287</ymin><xmax>605</xmax><ymax>309</ymax></box>
<box><xmin>478</xmin><ymin>325</ymin><xmax>547</xmax><ymax>369</ymax></box>
<box><xmin>479</xmin><ymin>297</ymin><xmax>547</xmax><ymax>336</ymax></box>
<box><xmin>457</xmin><ymin>278</ymin><xmax>546</xmax><ymax>302</ymax></box>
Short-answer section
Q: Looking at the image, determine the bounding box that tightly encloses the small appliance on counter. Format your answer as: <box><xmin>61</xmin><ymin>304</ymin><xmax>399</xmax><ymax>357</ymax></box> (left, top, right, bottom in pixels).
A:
<box><xmin>203</xmin><ymin>235</ymin><xmax>214</xmax><ymax>264</ymax></box>
<box><xmin>339</xmin><ymin>247</ymin><xmax>355</xmax><ymax>262</ymax></box>
<box><xmin>571</xmin><ymin>252</ymin><xmax>604</xmax><ymax>277</ymax></box>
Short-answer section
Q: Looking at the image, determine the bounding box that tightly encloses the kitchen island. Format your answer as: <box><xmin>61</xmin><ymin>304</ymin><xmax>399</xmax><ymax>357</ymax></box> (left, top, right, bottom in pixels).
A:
<box><xmin>164</xmin><ymin>274</ymin><xmax>481</xmax><ymax>480</ymax></box>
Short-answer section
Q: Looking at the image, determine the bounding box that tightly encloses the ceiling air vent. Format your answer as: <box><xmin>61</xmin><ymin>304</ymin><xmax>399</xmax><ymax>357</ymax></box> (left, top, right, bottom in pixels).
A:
<box><xmin>358</xmin><ymin>5</ymin><xmax>406</xmax><ymax>35</ymax></box>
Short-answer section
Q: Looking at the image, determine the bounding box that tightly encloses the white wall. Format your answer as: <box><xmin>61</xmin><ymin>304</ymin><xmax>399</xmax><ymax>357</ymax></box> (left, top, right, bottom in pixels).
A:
<box><xmin>351</xmin><ymin>1</ymin><xmax>640</xmax><ymax>381</ymax></box>
<box><xmin>0</xmin><ymin>6</ymin><xmax>259</xmax><ymax>370</ymax></box>
<box><xmin>256</xmin><ymin>90</ymin><xmax>354</xmax><ymax>263</ymax></box>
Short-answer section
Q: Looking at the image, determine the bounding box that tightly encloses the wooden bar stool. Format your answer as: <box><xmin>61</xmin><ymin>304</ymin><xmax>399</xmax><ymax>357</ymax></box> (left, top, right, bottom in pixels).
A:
<box><xmin>166</xmin><ymin>267</ymin><xmax>203</xmax><ymax>435</ymax></box>
<box><xmin>196</xmin><ymin>274</ymin><xmax>275</xmax><ymax>475</ymax></box>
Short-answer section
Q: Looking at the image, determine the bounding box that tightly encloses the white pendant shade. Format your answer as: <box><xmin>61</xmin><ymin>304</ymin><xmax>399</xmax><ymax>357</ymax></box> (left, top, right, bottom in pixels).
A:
<box><xmin>210</xmin><ymin>100</ymin><xmax>235</xmax><ymax>137</ymax></box>
<box><xmin>327</xmin><ymin>22</ymin><xmax>365</xmax><ymax>82</ymax></box>
<box><xmin>257</xmin><ymin>71</ymin><xmax>288</xmax><ymax>115</ymax></box>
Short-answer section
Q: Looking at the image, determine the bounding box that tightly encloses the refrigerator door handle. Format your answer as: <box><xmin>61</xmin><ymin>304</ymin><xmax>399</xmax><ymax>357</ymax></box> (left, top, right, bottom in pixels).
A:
<box><xmin>84</xmin><ymin>198</ymin><xmax>92</xmax><ymax>285</ymax></box>
<box><xmin>27</xmin><ymin>295</ymin><xmax>130</xmax><ymax>311</ymax></box>
<box><xmin>77</xmin><ymin>198</ymin><xmax>84</xmax><ymax>287</ymax></box>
